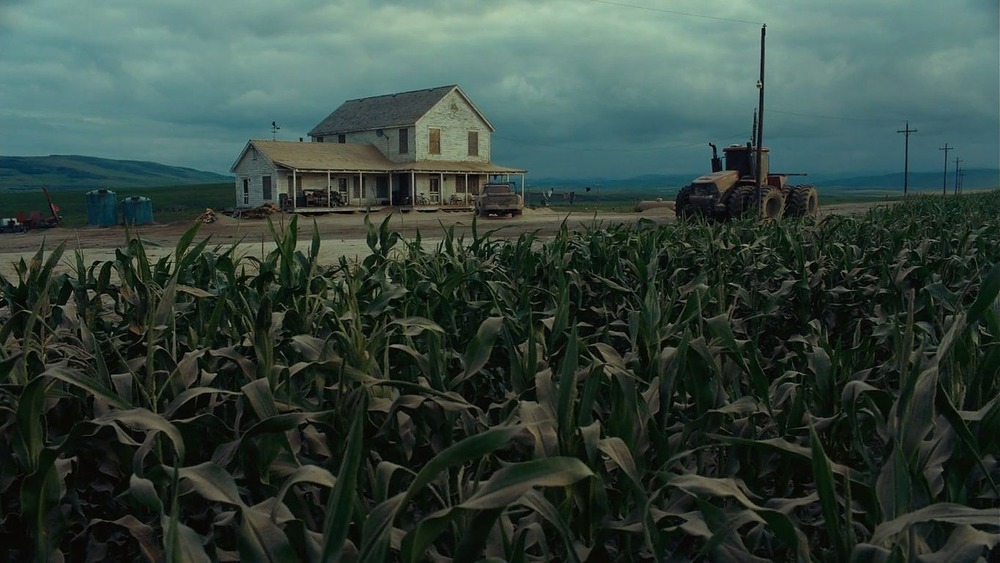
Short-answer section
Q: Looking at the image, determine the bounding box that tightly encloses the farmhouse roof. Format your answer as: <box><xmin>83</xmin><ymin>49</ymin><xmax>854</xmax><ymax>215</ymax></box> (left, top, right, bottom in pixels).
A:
<box><xmin>231</xmin><ymin>140</ymin><xmax>394</xmax><ymax>173</ymax></box>
<box><xmin>231</xmin><ymin>140</ymin><xmax>525</xmax><ymax>174</ymax></box>
<box><xmin>307</xmin><ymin>85</ymin><xmax>494</xmax><ymax>137</ymax></box>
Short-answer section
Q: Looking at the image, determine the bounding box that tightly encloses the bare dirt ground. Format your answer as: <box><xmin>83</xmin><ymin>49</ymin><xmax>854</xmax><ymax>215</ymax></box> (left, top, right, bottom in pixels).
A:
<box><xmin>0</xmin><ymin>202</ymin><xmax>888</xmax><ymax>279</ymax></box>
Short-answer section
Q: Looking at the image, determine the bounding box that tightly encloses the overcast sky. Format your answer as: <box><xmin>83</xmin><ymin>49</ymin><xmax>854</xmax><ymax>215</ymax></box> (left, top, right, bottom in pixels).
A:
<box><xmin>2</xmin><ymin>0</ymin><xmax>997</xmax><ymax>179</ymax></box>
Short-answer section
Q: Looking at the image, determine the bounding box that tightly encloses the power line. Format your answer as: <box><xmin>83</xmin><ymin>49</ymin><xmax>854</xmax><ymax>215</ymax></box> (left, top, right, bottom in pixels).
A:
<box><xmin>585</xmin><ymin>0</ymin><xmax>763</xmax><ymax>25</ymax></box>
<box><xmin>492</xmin><ymin>131</ymin><xmax>749</xmax><ymax>152</ymax></box>
<box><xmin>769</xmin><ymin>109</ymin><xmax>900</xmax><ymax>124</ymax></box>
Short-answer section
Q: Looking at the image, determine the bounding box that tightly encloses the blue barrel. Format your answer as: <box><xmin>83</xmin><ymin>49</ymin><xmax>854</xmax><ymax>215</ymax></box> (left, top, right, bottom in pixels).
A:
<box><xmin>121</xmin><ymin>196</ymin><xmax>154</xmax><ymax>225</ymax></box>
<box><xmin>85</xmin><ymin>189</ymin><xmax>118</xmax><ymax>227</ymax></box>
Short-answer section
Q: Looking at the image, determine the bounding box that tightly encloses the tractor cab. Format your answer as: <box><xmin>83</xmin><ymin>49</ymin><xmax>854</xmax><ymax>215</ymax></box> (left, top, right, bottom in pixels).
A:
<box><xmin>722</xmin><ymin>143</ymin><xmax>769</xmax><ymax>180</ymax></box>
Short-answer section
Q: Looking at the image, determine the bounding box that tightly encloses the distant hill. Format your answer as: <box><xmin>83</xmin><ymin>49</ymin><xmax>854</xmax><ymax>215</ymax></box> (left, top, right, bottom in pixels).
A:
<box><xmin>1</xmin><ymin>155</ymin><xmax>231</xmax><ymax>191</ymax></box>
<box><xmin>532</xmin><ymin>169</ymin><xmax>1000</xmax><ymax>194</ymax></box>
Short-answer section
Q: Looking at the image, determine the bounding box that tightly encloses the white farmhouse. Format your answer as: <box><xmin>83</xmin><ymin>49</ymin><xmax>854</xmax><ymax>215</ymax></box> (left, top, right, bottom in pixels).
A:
<box><xmin>230</xmin><ymin>85</ymin><xmax>526</xmax><ymax>210</ymax></box>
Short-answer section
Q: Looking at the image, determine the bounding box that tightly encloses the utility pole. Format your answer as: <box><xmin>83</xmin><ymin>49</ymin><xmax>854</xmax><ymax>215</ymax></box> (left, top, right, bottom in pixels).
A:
<box><xmin>954</xmin><ymin>157</ymin><xmax>962</xmax><ymax>195</ymax></box>
<box><xmin>897</xmin><ymin>122</ymin><xmax>917</xmax><ymax>197</ymax></box>
<box><xmin>754</xmin><ymin>24</ymin><xmax>766</xmax><ymax>210</ymax></box>
<box><xmin>939</xmin><ymin>143</ymin><xmax>953</xmax><ymax>196</ymax></box>
<box><xmin>959</xmin><ymin>168</ymin><xmax>966</xmax><ymax>195</ymax></box>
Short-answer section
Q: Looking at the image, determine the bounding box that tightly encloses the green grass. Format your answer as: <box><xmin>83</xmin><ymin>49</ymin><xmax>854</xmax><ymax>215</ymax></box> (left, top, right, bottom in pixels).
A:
<box><xmin>0</xmin><ymin>182</ymin><xmax>233</xmax><ymax>228</ymax></box>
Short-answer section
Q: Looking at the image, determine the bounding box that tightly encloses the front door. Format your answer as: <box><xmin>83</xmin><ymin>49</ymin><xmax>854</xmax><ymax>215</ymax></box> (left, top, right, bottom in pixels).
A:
<box><xmin>429</xmin><ymin>178</ymin><xmax>440</xmax><ymax>204</ymax></box>
<box><xmin>376</xmin><ymin>176</ymin><xmax>389</xmax><ymax>200</ymax></box>
<box><xmin>393</xmin><ymin>174</ymin><xmax>411</xmax><ymax>205</ymax></box>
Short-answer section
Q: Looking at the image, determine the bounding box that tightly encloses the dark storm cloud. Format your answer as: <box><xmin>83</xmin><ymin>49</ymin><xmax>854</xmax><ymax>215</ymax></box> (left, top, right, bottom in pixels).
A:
<box><xmin>1</xmin><ymin>0</ymin><xmax>997</xmax><ymax>178</ymax></box>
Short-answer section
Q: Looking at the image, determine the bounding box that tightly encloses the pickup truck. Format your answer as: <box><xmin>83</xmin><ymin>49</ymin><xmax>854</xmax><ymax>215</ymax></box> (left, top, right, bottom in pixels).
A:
<box><xmin>475</xmin><ymin>182</ymin><xmax>523</xmax><ymax>217</ymax></box>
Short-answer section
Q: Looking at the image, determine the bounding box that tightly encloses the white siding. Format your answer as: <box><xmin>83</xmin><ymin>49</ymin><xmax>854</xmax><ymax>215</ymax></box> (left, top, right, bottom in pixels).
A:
<box><xmin>231</xmin><ymin>146</ymin><xmax>278</xmax><ymax>208</ymax></box>
<box><xmin>314</xmin><ymin>130</ymin><xmax>414</xmax><ymax>164</ymax></box>
<box><xmin>415</xmin><ymin>90</ymin><xmax>491</xmax><ymax>162</ymax></box>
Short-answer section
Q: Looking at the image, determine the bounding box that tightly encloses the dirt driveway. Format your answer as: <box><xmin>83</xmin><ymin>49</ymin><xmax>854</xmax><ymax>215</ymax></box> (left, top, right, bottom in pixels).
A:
<box><xmin>0</xmin><ymin>202</ymin><xmax>886</xmax><ymax>279</ymax></box>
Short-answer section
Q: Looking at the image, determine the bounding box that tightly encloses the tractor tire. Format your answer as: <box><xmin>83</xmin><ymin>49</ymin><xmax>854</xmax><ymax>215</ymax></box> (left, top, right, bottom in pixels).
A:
<box><xmin>725</xmin><ymin>185</ymin><xmax>756</xmax><ymax>219</ymax></box>
<box><xmin>725</xmin><ymin>185</ymin><xmax>784</xmax><ymax>220</ymax></box>
<box><xmin>674</xmin><ymin>184</ymin><xmax>696</xmax><ymax>219</ymax></box>
<box><xmin>786</xmin><ymin>184</ymin><xmax>819</xmax><ymax>217</ymax></box>
<box><xmin>760</xmin><ymin>187</ymin><xmax>785</xmax><ymax>219</ymax></box>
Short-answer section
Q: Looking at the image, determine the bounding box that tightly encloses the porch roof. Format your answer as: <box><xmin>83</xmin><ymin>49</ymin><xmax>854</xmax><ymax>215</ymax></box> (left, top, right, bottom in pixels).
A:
<box><xmin>398</xmin><ymin>161</ymin><xmax>526</xmax><ymax>174</ymax></box>
<box><xmin>249</xmin><ymin>140</ymin><xmax>395</xmax><ymax>172</ymax></box>
<box><xmin>244</xmin><ymin>140</ymin><xmax>526</xmax><ymax>175</ymax></box>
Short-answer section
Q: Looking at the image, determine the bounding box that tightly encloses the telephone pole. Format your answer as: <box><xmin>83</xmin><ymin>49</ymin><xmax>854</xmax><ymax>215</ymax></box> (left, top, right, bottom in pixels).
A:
<box><xmin>954</xmin><ymin>157</ymin><xmax>962</xmax><ymax>195</ymax></box>
<box><xmin>939</xmin><ymin>143</ymin><xmax>953</xmax><ymax>196</ymax></box>
<box><xmin>959</xmin><ymin>168</ymin><xmax>966</xmax><ymax>195</ymax></box>
<box><xmin>897</xmin><ymin>122</ymin><xmax>917</xmax><ymax>197</ymax></box>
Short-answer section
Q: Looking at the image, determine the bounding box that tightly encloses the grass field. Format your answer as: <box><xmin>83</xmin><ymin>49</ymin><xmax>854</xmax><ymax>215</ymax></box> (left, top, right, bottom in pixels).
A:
<box><xmin>0</xmin><ymin>183</ymin><xmax>909</xmax><ymax>228</ymax></box>
<box><xmin>0</xmin><ymin>183</ymin><xmax>234</xmax><ymax>228</ymax></box>
<box><xmin>1</xmin><ymin>191</ymin><xmax>997</xmax><ymax>560</ymax></box>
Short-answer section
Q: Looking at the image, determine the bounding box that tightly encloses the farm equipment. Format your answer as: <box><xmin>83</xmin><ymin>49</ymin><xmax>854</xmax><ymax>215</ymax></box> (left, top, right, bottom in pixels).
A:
<box><xmin>674</xmin><ymin>25</ymin><xmax>819</xmax><ymax>221</ymax></box>
<box><xmin>2</xmin><ymin>187</ymin><xmax>63</xmax><ymax>232</ymax></box>
<box><xmin>0</xmin><ymin>218</ymin><xmax>26</xmax><ymax>233</ymax></box>
<box><xmin>674</xmin><ymin>142</ymin><xmax>819</xmax><ymax>220</ymax></box>
<box><xmin>475</xmin><ymin>182</ymin><xmax>523</xmax><ymax>217</ymax></box>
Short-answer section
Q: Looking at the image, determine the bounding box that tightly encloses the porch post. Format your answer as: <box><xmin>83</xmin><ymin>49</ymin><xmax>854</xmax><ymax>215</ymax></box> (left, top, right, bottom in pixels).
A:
<box><xmin>327</xmin><ymin>171</ymin><xmax>331</xmax><ymax>207</ymax></box>
<box><xmin>388</xmin><ymin>174</ymin><xmax>393</xmax><ymax>206</ymax></box>
<box><xmin>410</xmin><ymin>171</ymin><xmax>416</xmax><ymax>206</ymax></box>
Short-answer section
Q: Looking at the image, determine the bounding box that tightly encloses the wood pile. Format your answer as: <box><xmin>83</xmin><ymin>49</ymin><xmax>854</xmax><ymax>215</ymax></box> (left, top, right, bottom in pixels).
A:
<box><xmin>195</xmin><ymin>209</ymin><xmax>217</xmax><ymax>224</ymax></box>
<box><xmin>236</xmin><ymin>203</ymin><xmax>281</xmax><ymax>219</ymax></box>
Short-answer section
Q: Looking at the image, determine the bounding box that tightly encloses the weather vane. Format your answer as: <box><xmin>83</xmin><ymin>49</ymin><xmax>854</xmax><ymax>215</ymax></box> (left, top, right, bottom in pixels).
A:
<box><xmin>271</xmin><ymin>121</ymin><xmax>280</xmax><ymax>140</ymax></box>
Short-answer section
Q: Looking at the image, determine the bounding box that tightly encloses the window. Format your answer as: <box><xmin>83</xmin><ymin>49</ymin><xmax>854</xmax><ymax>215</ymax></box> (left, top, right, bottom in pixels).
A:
<box><xmin>316</xmin><ymin>137</ymin><xmax>324</xmax><ymax>143</ymax></box>
<box><xmin>399</xmin><ymin>128</ymin><xmax>408</xmax><ymax>154</ymax></box>
<box><xmin>262</xmin><ymin>176</ymin><xmax>272</xmax><ymax>200</ymax></box>
<box><xmin>468</xmin><ymin>131</ymin><xmax>478</xmax><ymax>156</ymax></box>
<box><xmin>338</xmin><ymin>134</ymin><xmax>346</xmax><ymax>144</ymax></box>
<box><xmin>429</xmin><ymin>128</ymin><xmax>441</xmax><ymax>155</ymax></box>
<box><xmin>251</xmin><ymin>148</ymin><xmax>257</xmax><ymax>161</ymax></box>
<box><xmin>242</xmin><ymin>178</ymin><xmax>250</xmax><ymax>204</ymax></box>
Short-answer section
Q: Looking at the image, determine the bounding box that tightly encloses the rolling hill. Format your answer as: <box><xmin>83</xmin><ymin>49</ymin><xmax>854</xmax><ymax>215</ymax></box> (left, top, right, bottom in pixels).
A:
<box><xmin>530</xmin><ymin>169</ymin><xmax>1000</xmax><ymax>194</ymax></box>
<box><xmin>1</xmin><ymin>155</ymin><xmax>231</xmax><ymax>191</ymax></box>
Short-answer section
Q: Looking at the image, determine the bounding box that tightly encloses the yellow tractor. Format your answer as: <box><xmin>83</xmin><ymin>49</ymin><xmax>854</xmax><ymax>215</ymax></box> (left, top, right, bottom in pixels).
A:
<box><xmin>674</xmin><ymin>24</ymin><xmax>819</xmax><ymax>221</ymax></box>
<box><xmin>674</xmin><ymin>141</ymin><xmax>819</xmax><ymax>220</ymax></box>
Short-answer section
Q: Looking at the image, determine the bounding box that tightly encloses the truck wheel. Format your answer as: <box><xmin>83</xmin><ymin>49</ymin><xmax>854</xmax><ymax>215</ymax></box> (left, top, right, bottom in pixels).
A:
<box><xmin>786</xmin><ymin>184</ymin><xmax>819</xmax><ymax>217</ymax></box>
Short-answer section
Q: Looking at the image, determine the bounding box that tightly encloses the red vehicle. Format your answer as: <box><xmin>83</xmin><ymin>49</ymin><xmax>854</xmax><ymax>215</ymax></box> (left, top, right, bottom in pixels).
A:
<box><xmin>3</xmin><ymin>187</ymin><xmax>62</xmax><ymax>232</ymax></box>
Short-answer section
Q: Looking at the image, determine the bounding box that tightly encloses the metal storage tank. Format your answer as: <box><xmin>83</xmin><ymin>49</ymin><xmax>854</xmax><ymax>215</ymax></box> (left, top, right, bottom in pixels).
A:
<box><xmin>85</xmin><ymin>189</ymin><xmax>118</xmax><ymax>227</ymax></box>
<box><xmin>121</xmin><ymin>196</ymin><xmax>154</xmax><ymax>225</ymax></box>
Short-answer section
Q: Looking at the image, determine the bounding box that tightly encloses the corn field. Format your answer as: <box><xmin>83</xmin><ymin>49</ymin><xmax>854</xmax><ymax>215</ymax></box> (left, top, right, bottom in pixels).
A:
<box><xmin>1</xmin><ymin>192</ymin><xmax>999</xmax><ymax>562</ymax></box>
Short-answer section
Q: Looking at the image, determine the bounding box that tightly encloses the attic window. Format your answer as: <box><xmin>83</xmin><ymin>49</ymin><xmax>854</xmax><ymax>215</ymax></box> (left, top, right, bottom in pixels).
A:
<box><xmin>429</xmin><ymin>128</ymin><xmax>441</xmax><ymax>155</ymax></box>
<box><xmin>252</xmin><ymin>148</ymin><xmax>257</xmax><ymax>160</ymax></box>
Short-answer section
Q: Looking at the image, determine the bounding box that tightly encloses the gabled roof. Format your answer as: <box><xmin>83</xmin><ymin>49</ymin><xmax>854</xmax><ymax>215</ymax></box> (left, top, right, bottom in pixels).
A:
<box><xmin>231</xmin><ymin>140</ymin><xmax>395</xmax><ymax>173</ymax></box>
<box><xmin>307</xmin><ymin>85</ymin><xmax>494</xmax><ymax>137</ymax></box>
<box><xmin>231</xmin><ymin>140</ymin><xmax>526</xmax><ymax>174</ymax></box>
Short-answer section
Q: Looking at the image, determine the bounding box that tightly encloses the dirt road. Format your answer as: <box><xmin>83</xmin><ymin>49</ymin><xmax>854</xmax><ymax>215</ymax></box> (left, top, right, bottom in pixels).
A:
<box><xmin>0</xmin><ymin>202</ymin><xmax>887</xmax><ymax>279</ymax></box>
